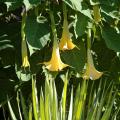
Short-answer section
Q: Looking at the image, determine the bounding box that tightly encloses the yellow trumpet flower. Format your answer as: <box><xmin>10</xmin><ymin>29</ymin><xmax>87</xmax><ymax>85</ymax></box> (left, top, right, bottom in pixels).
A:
<box><xmin>43</xmin><ymin>41</ymin><xmax>68</xmax><ymax>71</ymax></box>
<box><xmin>59</xmin><ymin>19</ymin><xmax>76</xmax><ymax>50</ymax></box>
<box><xmin>83</xmin><ymin>49</ymin><xmax>103</xmax><ymax>80</ymax></box>
<box><xmin>21</xmin><ymin>11</ymin><xmax>30</xmax><ymax>68</ymax></box>
<box><xmin>21</xmin><ymin>39</ymin><xmax>30</xmax><ymax>68</ymax></box>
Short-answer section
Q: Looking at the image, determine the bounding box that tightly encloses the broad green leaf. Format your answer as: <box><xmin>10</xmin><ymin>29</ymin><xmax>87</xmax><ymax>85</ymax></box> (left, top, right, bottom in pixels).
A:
<box><xmin>25</xmin><ymin>14</ymin><xmax>50</xmax><ymax>55</ymax></box>
<box><xmin>5</xmin><ymin>1</ymin><xmax>22</xmax><ymax>11</ymax></box>
<box><xmin>63</xmin><ymin>0</ymin><xmax>82</xmax><ymax>11</ymax></box>
<box><xmin>74</xmin><ymin>13</ymin><xmax>88</xmax><ymax>37</ymax></box>
<box><xmin>63</xmin><ymin>0</ymin><xmax>92</xmax><ymax>19</ymax></box>
<box><xmin>28</xmin><ymin>0</ymin><xmax>41</xmax><ymax>5</ymax></box>
<box><xmin>61</xmin><ymin>40</ymin><xmax>86</xmax><ymax>72</ymax></box>
<box><xmin>101</xmin><ymin>5</ymin><xmax>120</xmax><ymax>20</ymax></box>
<box><xmin>102</xmin><ymin>24</ymin><xmax>120</xmax><ymax>52</ymax></box>
<box><xmin>0</xmin><ymin>22</ymin><xmax>20</xmax><ymax>67</ymax></box>
<box><xmin>1</xmin><ymin>0</ymin><xmax>41</xmax><ymax>6</ymax></box>
<box><xmin>0</xmin><ymin>68</ymin><xmax>17</xmax><ymax>105</ymax></box>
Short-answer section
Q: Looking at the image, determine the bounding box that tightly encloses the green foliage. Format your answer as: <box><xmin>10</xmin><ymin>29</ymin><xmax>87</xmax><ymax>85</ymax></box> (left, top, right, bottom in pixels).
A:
<box><xmin>25</xmin><ymin>13</ymin><xmax>50</xmax><ymax>55</ymax></box>
<box><xmin>0</xmin><ymin>0</ymin><xmax>120</xmax><ymax>119</ymax></box>
<box><xmin>7</xmin><ymin>75</ymin><xmax>118</xmax><ymax>120</ymax></box>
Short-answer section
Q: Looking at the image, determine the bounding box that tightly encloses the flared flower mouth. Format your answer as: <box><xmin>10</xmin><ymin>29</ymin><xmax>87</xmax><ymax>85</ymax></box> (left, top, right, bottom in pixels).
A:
<box><xmin>59</xmin><ymin>19</ymin><xmax>76</xmax><ymax>50</ymax></box>
<box><xmin>21</xmin><ymin>39</ymin><xmax>30</xmax><ymax>68</ymax></box>
<box><xmin>43</xmin><ymin>42</ymin><xmax>68</xmax><ymax>71</ymax></box>
<box><xmin>83</xmin><ymin>49</ymin><xmax>103</xmax><ymax>80</ymax></box>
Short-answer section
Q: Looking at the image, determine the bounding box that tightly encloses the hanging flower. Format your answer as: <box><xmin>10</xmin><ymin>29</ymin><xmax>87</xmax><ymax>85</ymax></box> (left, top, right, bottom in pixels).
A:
<box><xmin>59</xmin><ymin>19</ymin><xmax>76</xmax><ymax>50</ymax></box>
<box><xmin>43</xmin><ymin>41</ymin><xmax>68</xmax><ymax>71</ymax></box>
<box><xmin>21</xmin><ymin>39</ymin><xmax>30</xmax><ymax>68</ymax></box>
<box><xmin>21</xmin><ymin>11</ymin><xmax>30</xmax><ymax>68</ymax></box>
<box><xmin>83</xmin><ymin>49</ymin><xmax>103</xmax><ymax>80</ymax></box>
<box><xmin>93</xmin><ymin>5</ymin><xmax>101</xmax><ymax>24</ymax></box>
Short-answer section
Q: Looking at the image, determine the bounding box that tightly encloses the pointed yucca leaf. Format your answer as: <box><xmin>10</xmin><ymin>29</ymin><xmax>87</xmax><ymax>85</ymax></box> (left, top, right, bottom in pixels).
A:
<box><xmin>52</xmin><ymin>81</ymin><xmax>58</xmax><ymax>120</ymax></box>
<box><xmin>73</xmin><ymin>80</ymin><xmax>87</xmax><ymax>120</ymax></box>
<box><xmin>96</xmin><ymin>80</ymin><xmax>107</xmax><ymax>120</ymax></box>
<box><xmin>111</xmin><ymin>106</ymin><xmax>120</xmax><ymax>120</ymax></box>
<box><xmin>90</xmin><ymin>103</ymin><xmax>98</xmax><ymax>120</ymax></box>
<box><xmin>45</xmin><ymin>79</ymin><xmax>51</xmax><ymax>120</ymax></box>
<box><xmin>40</xmin><ymin>88</ymin><xmax>45</xmax><ymax>120</ymax></box>
<box><xmin>61</xmin><ymin>73</ymin><xmax>68</xmax><ymax>120</ymax></box>
<box><xmin>16</xmin><ymin>92</ymin><xmax>23</xmax><ymax>120</ymax></box>
<box><xmin>101</xmin><ymin>86</ymin><xmax>116</xmax><ymax>120</ymax></box>
<box><xmin>86</xmin><ymin>90</ymin><xmax>97</xmax><ymax>120</ymax></box>
<box><xmin>73</xmin><ymin>84</ymin><xmax>80</xmax><ymax>120</ymax></box>
<box><xmin>32</xmin><ymin>75</ymin><xmax>39</xmax><ymax>120</ymax></box>
<box><xmin>101</xmin><ymin>94</ymin><xmax>116</xmax><ymax>120</ymax></box>
<box><xmin>86</xmin><ymin>82</ymin><xmax>94</xmax><ymax>116</ymax></box>
<box><xmin>28</xmin><ymin>104</ymin><xmax>32</xmax><ymax>120</ymax></box>
<box><xmin>20</xmin><ymin>91</ymin><xmax>28</xmax><ymax>120</ymax></box>
<box><xmin>68</xmin><ymin>87</ymin><xmax>73</xmax><ymax>120</ymax></box>
<box><xmin>7</xmin><ymin>97</ymin><xmax>17</xmax><ymax>120</ymax></box>
<box><xmin>77</xmin><ymin>80</ymin><xmax>87</xmax><ymax>120</ymax></box>
<box><xmin>88</xmin><ymin>80</ymin><xmax>102</xmax><ymax>120</ymax></box>
<box><xmin>49</xmin><ymin>80</ymin><xmax>54</xmax><ymax>120</ymax></box>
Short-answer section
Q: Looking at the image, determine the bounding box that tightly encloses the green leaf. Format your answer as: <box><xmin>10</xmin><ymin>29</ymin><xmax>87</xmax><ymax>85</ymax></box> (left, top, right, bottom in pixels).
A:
<box><xmin>102</xmin><ymin>24</ymin><xmax>120</xmax><ymax>52</ymax></box>
<box><xmin>74</xmin><ymin>13</ymin><xmax>88</xmax><ymax>37</ymax></box>
<box><xmin>20</xmin><ymin>91</ymin><xmax>28</xmax><ymax>120</ymax></box>
<box><xmin>101</xmin><ymin>87</ymin><xmax>115</xmax><ymax>120</ymax></box>
<box><xmin>61</xmin><ymin>74</ymin><xmax>68</xmax><ymax>120</ymax></box>
<box><xmin>32</xmin><ymin>75</ymin><xmax>39</xmax><ymax>120</ymax></box>
<box><xmin>68</xmin><ymin>87</ymin><xmax>73</xmax><ymax>120</ymax></box>
<box><xmin>28</xmin><ymin>0</ymin><xmax>41</xmax><ymax>5</ymax></box>
<box><xmin>5</xmin><ymin>1</ymin><xmax>22</xmax><ymax>11</ymax></box>
<box><xmin>45</xmin><ymin>79</ymin><xmax>50</xmax><ymax>120</ymax></box>
<box><xmin>63</xmin><ymin>0</ymin><xmax>82</xmax><ymax>12</ymax></box>
<box><xmin>40</xmin><ymin>88</ymin><xmax>45</xmax><ymax>120</ymax></box>
<box><xmin>25</xmin><ymin>14</ymin><xmax>50</xmax><ymax>55</ymax></box>
<box><xmin>8</xmin><ymin>98</ymin><xmax>17</xmax><ymax>120</ymax></box>
<box><xmin>28</xmin><ymin>104</ymin><xmax>32</xmax><ymax>120</ymax></box>
<box><xmin>0</xmin><ymin>67</ymin><xmax>17</xmax><ymax>105</ymax></box>
<box><xmin>63</xmin><ymin>0</ymin><xmax>92</xmax><ymax>19</ymax></box>
<box><xmin>61</xmin><ymin>40</ymin><xmax>86</xmax><ymax>72</ymax></box>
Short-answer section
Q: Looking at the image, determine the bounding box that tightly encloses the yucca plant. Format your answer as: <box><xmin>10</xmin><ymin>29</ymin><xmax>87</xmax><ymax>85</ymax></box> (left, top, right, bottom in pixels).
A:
<box><xmin>7</xmin><ymin>72</ymin><xmax>118</xmax><ymax>120</ymax></box>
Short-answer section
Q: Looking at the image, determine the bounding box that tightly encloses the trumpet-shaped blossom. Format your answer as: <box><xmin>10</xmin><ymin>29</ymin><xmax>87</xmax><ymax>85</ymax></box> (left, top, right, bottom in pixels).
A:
<box><xmin>59</xmin><ymin>19</ymin><xmax>76</xmax><ymax>50</ymax></box>
<box><xmin>83</xmin><ymin>49</ymin><xmax>103</xmax><ymax>80</ymax></box>
<box><xmin>21</xmin><ymin>39</ymin><xmax>30</xmax><ymax>68</ymax></box>
<box><xmin>43</xmin><ymin>41</ymin><xmax>68</xmax><ymax>71</ymax></box>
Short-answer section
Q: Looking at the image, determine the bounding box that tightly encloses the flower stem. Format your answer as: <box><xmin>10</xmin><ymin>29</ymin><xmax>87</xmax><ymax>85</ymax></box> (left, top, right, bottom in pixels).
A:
<box><xmin>87</xmin><ymin>28</ymin><xmax>91</xmax><ymax>49</ymax></box>
<box><xmin>63</xmin><ymin>3</ymin><xmax>67</xmax><ymax>21</ymax></box>
<box><xmin>49</xmin><ymin>11</ymin><xmax>58</xmax><ymax>48</ymax></box>
<box><xmin>21</xmin><ymin>9</ymin><xmax>26</xmax><ymax>41</ymax></box>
